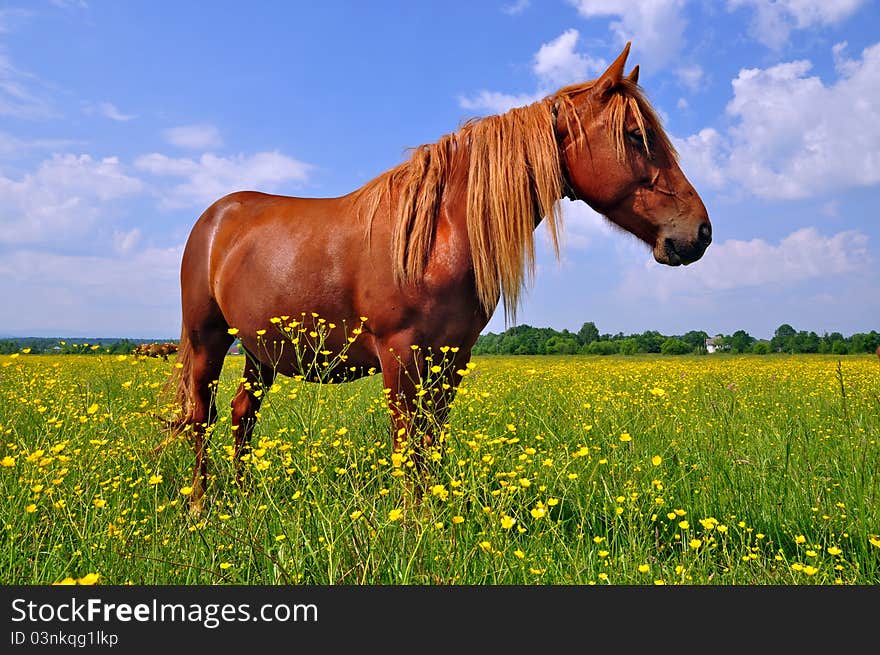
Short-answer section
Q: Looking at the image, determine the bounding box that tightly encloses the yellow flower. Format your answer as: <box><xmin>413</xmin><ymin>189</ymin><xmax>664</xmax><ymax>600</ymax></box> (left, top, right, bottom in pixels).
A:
<box><xmin>148</xmin><ymin>474</ymin><xmax>163</xmax><ymax>485</ymax></box>
<box><xmin>649</xmin><ymin>387</ymin><xmax>666</xmax><ymax>396</ymax></box>
<box><xmin>620</xmin><ymin>432</ymin><xmax>632</xmax><ymax>442</ymax></box>
<box><xmin>500</xmin><ymin>515</ymin><xmax>516</xmax><ymax>530</ymax></box>
<box><xmin>179</xmin><ymin>486</ymin><xmax>193</xmax><ymax>496</ymax></box>
<box><xmin>689</xmin><ymin>538</ymin><xmax>702</xmax><ymax>549</ymax></box>
<box><xmin>513</xmin><ymin>549</ymin><xmax>525</xmax><ymax>559</ymax></box>
<box><xmin>219</xmin><ymin>562</ymin><xmax>233</xmax><ymax>570</ymax></box>
<box><xmin>53</xmin><ymin>577</ymin><xmax>77</xmax><ymax>586</ymax></box>
<box><xmin>1</xmin><ymin>455</ymin><xmax>15</xmax><ymax>467</ymax></box>
<box><xmin>388</xmin><ymin>508</ymin><xmax>403</xmax><ymax>522</ymax></box>
<box><xmin>78</xmin><ymin>573</ymin><xmax>100</xmax><ymax>585</ymax></box>
<box><xmin>530</xmin><ymin>503</ymin><xmax>547</xmax><ymax>519</ymax></box>
<box><xmin>869</xmin><ymin>536</ymin><xmax>880</xmax><ymax>548</ymax></box>
<box><xmin>227</xmin><ymin>328</ymin><xmax>239</xmax><ymax>335</ymax></box>
<box><xmin>350</xmin><ymin>510</ymin><xmax>363</xmax><ymax>520</ymax></box>
<box><xmin>431</xmin><ymin>484</ymin><xmax>449</xmax><ymax>501</ymax></box>
<box><xmin>452</xmin><ymin>515</ymin><xmax>465</xmax><ymax>525</ymax></box>
<box><xmin>803</xmin><ymin>565</ymin><xmax>819</xmax><ymax>576</ymax></box>
<box><xmin>827</xmin><ymin>546</ymin><xmax>842</xmax><ymax>556</ymax></box>
<box><xmin>678</xmin><ymin>520</ymin><xmax>690</xmax><ymax>530</ymax></box>
<box><xmin>651</xmin><ymin>455</ymin><xmax>662</xmax><ymax>466</ymax></box>
<box><xmin>93</xmin><ymin>498</ymin><xmax>106</xmax><ymax>508</ymax></box>
<box><xmin>479</xmin><ymin>541</ymin><xmax>492</xmax><ymax>552</ymax></box>
<box><xmin>86</xmin><ymin>403</ymin><xmax>99</xmax><ymax>415</ymax></box>
<box><xmin>795</xmin><ymin>535</ymin><xmax>806</xmax><ymax>545</ymax></box>
<box><xmin>25</xmin><ymin>503</ymin><xmax>37</xmax><ymax>513</ymax></box>
<box><xmin>638</xmin><ymin>564</ymin><xmax>650</xmax><ymax>573</ymax></box>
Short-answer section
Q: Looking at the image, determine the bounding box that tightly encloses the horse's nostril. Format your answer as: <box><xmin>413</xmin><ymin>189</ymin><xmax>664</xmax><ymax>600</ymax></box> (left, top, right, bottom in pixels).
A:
<box><xmin>698</xmin><ymin>222</ymin><xmax>712</xmax><ymax>246</ymax></box>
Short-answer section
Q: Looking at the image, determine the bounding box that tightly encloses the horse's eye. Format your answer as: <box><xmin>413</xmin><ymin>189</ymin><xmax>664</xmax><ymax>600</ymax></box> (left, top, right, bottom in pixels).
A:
<box><xmin>627</xmin><ymin>129</ymin><xmax>643</xmax><ymax>143</ymax></box>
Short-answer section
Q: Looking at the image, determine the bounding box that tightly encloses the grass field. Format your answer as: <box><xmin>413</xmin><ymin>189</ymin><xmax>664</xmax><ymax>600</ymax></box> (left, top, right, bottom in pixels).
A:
<box><xmin>1</xmin><ymin>351</ymin><xmax>878</xmax><ymax>585</ymax></box>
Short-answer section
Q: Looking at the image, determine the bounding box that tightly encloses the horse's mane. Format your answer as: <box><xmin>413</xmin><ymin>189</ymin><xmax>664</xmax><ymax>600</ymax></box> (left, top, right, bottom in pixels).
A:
<box><xmin>354</xmin><ymin>78</ymin><xmax>675</xmax><ymax>324</ymax></box>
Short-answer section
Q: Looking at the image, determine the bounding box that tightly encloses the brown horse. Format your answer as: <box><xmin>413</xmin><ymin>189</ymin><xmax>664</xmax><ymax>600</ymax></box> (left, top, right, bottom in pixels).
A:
<box><xmin>163</xmin><ymin>43</ymin><xmax>712</xmax><ymax>511</ymax></box>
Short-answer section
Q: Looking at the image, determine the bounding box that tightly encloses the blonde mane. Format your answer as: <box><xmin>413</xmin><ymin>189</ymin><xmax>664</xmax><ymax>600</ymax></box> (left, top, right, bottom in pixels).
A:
<box><xmin>355</xmin><ymin>78</ymin><xmax>674</xmax><ymax>324</ymax></box>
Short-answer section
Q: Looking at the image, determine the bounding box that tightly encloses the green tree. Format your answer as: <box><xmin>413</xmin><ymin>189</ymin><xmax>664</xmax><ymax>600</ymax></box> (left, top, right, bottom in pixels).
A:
<box><xmin>577</xmin><ymin>321</ymin><xmax>599</xmax><ymax>346</ymax></box>
<box><xmin>660</xmin><ymin>337</ymin><xmax>691</xmax><ymax>355</ymax></box>
<box><xmin>752</xmin><ymin>341</ymin><xmax>771</xmax><ymax>354</ymax></box>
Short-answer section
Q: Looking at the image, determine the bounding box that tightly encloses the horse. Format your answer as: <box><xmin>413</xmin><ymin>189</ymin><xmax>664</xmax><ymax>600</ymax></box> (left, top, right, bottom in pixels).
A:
<box><xmin>162</xmin><ymin>43</ymin><xmax>712</xmax><ymax>512</ymax></box>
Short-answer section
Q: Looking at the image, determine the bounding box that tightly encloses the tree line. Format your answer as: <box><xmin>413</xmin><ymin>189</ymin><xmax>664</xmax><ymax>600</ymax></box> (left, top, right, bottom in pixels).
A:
<box><xmin>472</xmin><ymin>322</ymin><xmax>880</xmax><ymax>356</ymax></box>
<box><xmin>2</xmin><ymin>323</ymin><xmax>878</xmax><ymax>357</ymax></box>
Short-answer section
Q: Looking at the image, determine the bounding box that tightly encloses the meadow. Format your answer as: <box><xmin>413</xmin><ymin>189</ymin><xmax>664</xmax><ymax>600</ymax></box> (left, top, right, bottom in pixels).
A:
<box><xmin>1</xmin><ymin>350</ymin><xmax>878</xmax><ymax>585</ymax></box>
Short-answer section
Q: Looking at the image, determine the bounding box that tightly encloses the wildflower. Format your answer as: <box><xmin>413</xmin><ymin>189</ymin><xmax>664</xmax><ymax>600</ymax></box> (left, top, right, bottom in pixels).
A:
<box><xmin>431</xmin><ymin>484</ymin><xmax>449</xmax><ymax>501</ymax></box>
<box><xmin>148</xmin><ymin>474</ymin><xmax>163</xmax><ymax>485</ymax></box>
<box><xmin>869</xmin><ymin>537</ymin><xmax>880</xmax><ymax>548</ymax></box>
<box><xmin>679</xmin><ymin>520</ymin><xmax>690</xmax><ymax>530</ymax></box>
<box><xmin>827</xmin><ymin>546</ymin><xmax>842</xmax><ymax>556</ymax></box>
<box><xmin>227</xmin><ymin>328</ymin><xmax>239</xmax><ymax>335</ymax></box>
<box><xmin>53</xmin><ymin>578</ymin><xmax>77</xmax><ymax>586</ymax></box>
<box><xmin>86</xmin><ymin>403</ymin><xmax>99</xmax><ymax>415</ymax></box>
<box><xmin>651</xmin><ymin>455</ymin><xmax>662</xmax><ymax>466</ymax></box>
<box><xmin>689</xmin><ymin>538</ymin><xmax>702</xmax><ymax>549</ymax></box>
<box><xmin>501</xmin><ymin>515</ymin><xmax>516</xmax><ymax>530</ymax></box>
<box><xmin>388</xmin><ymin>508</ymin><xmax>403</xmax><ymax>522</ymax></box>
<box><xmin>452</xmin><ymin>515</ymin><xmax>465</xmax><ymax>525</ymax></box>
<box><xmin>179</xmin><ymin>486</ymin><xmax>193</xmax><ymax>496</ymax></box>
<box><xmin>620</xmin><ymin>432</ymin><xmax>632</xmax><ymax>442</ymax></box>
<box><xmin>649</xmin><ymin>387</ymin><xmax>666</xmax><ymax>397</ymax></box>
<box><xmin>1</xmin><ymin>455</ymin><xmax>15</xmax><ymax>467</ymax></box>
<box><xmin>219</xmin><ymin>562</ymin><xmax>233</xmax><ymax>570</ymax></box>
<box><xmin>479</xmin><ymin>541</ymin><xmax>492</xmax><ymax>552</ymax></box>
<box><xmin>513</xmin><ymin>549</ymin><xmax>525</xmax><ymax>559</ymax></box>
<box><xmin>530</xmin><ymin>502</ymin><xmax>547</xmax><ymax>519</ymax></box>
<box><xmin>350</xmin><ymin>510</ymin><xmax>363</xmax><ymax>520</ymax></box>
<box><xmin>93</xmin><ymin>499</ymin><xmax>106</xmax><ymax>508</ymax></box>
<box><xmin>78</xmin><ymin>573</ymin><xmax>100</xmax><ymax>585</ymax></box>
<box><xmin>25</xmin><ymin>504</ymin><xmax>37</xmax><ymax>513</ymax></box>
<box><xmin>638</xmin><ymin>564</ymin><xmax>650</xmax><ymax>573</ymax></box>
<box><xmin>803</xmin><ymin>565</ymin><xmax>819</xmax><ymax>576</ymax></box>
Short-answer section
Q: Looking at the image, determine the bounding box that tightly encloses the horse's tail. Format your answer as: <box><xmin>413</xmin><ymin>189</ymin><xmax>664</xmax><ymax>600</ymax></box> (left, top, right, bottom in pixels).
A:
<box><xmin>152</xmin><ymin>326</ymin><xmax>193</xmax><ymax>454</ymax></box>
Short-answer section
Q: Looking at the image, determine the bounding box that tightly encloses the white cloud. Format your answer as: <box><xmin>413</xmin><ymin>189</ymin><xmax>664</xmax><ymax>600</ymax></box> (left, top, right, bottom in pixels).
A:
<box><xmin>457</xmin><ymin>90</ymin><xmax>541</xmax><ymax>114</ymax></box>
<box><xmin>0</xmin><ymin>153</ymin><xmax>143</xmax><ymax>246</ymax></box>
<box><xmin>134</xmin><ymin>151</ymin><xmax>312</xmax><ymax>209</ymax></box>
<box><xmin>621</xmin><ymin>227</ymin><xmax>870</xmax><ymax>301</ymax></box>
<box><xmin>0</xmin><ymin>53</ymin><xmax>55</xmax><ymax>119</ymax></box>
<box><xmin>501</xmin><ymin>0</ymin><xmax>530</xmax><ymax>15</ymax></box>
<box><xmin>0</xmin><ymin>244</ymin><xmax>184</xmax><ymax>338</ymax></box>
<box><xmin>675</xmin><ymin>42</ymin><xmax>880</xmax><ymax>199</ymax></box>
<box><xmin>557</xmin><ymin>198</ymin><xmax>614</xmax><ymax>252</ymax></box>
<box><xmin>673</xmin><ymin>127</ymin><xmax>728</xmax><ymax>191</ymax></box>
<box><xmin>458</xmin><ymin>29</ymin><xmax>603</xmax><ymax>114</ymax></box>
<box><xmin>533</xmin><ymin>29</ymin><xmax>606</xmax><ymax>87</ymax></box>
<box><xmin>728</xmin><ymin>0</ymin><xmax>865</xmax><ymax>49</ymax></box>
<box><xmin>568</xmin><ymin>0</ymin><xmax>688</xmax><ymax>70</ymax></box>
<box><xmin>163</xmin><ymin>124</ymin><xmax>223</xmax><ymax>150</ymax></box>
<box><xmin>96</xmin><ymin>101</ymin><xmax>136</xmax><ymax>122</ymax></box>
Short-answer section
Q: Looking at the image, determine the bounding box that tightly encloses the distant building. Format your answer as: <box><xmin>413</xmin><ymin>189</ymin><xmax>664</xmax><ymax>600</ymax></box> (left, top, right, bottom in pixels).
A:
<box><xmin>705</xmin><ymin>337</ymin><xmax>720</xmax><ymax>353</ymax></box>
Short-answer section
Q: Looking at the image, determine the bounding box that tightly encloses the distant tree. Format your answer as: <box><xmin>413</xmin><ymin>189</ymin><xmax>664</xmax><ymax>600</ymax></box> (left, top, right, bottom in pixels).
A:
<box><xmin>545</xmin><ymin>336</ymin><xmax>579</xmax><ymax>355</ymax></box>
<box><xmin>831</xmin><ymin>339</ymin><xmax>848</xmax><ymax>355</ymax></box>
<box><xmin>681</xmin><ymin>330</ymin><xmax>709</xmax><ymax>353</ymax></box>
<box><xmin>771</xmin><ymin>324</ymin><xmax>797</xmax><ymax>352</ymax></box>
<box><xmin>577</xmin><ymin>321</ymin><xmax>599</xmax><ymax>346</ymax></box>
<box><xmin>586</xmin><ymin>340</ymin><xmax>619</xmax><ymax>355</ymax></box>
<box><xmin>728</xmin><ymin>330</ymin><xmax>755</xmax><ymax>353</ymax></box>
<box><xmin>752</xmin><ymin>341</ymin><xmax>771</xmax><ymax>355</ymax></box>
<box><xmin>660</xmin><ymin>337</ymin><xmax>692</xmax><ymax>355</ymax></box>
<box><xmin>617</xmin><ymin>338</ymin><xmax>639</xmax><ymax>355</ymax></box>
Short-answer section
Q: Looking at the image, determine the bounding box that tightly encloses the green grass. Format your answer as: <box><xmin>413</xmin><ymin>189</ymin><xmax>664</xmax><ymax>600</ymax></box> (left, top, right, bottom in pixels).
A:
<box><xmin>1</xmin><ymin>352</ymin><xmax>878</xmax><ymax>585</ymax></box>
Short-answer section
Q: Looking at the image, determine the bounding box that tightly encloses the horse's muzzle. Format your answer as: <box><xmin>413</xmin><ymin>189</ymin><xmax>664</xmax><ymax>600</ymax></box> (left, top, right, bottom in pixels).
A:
<box><xmin>655</xmin><ymin>221</ymin><xmax>712</xmax><ymax>266</ymax></box>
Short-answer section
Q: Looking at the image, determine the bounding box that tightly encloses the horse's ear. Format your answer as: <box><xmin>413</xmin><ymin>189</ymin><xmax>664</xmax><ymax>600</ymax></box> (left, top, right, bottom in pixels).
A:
<box><xmin>626</xmin><ymin>64</ymin><xmax>639</xmax><ymax>85</ymax></box>
<box><xmin>597</xmin><ymin>41</ymin><xmax>631</xmax><ymax>97</ymax></box>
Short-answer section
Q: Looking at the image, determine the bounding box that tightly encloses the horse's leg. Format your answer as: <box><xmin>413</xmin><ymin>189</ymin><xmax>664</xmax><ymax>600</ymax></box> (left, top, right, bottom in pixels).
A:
<box><xmin>230</xmin><ymin>353</ymin><xmax>277</xmax><ymax>484</ymax></box>
<box><xmin>188</xmin><ymin>330</ymin><xmax>231</xmax><ymax>514</ymax></box>
<box><xmin>377</xmin><ymin>341</ymin><xmax>467</xmax><ymax>475</ymax></box>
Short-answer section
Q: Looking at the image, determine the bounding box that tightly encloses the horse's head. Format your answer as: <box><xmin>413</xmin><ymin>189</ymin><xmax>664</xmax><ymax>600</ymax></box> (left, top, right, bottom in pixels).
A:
<box><xmin>553</xmin><ymin>43</ymin><xmax>711</xmax><ymax>266</ymax></box>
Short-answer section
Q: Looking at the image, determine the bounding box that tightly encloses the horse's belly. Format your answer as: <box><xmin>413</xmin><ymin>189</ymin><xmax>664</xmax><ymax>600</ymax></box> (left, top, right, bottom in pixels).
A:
<box><xmin>238</xmin><ymin>330</ymin><xmax>381</xmax><ymax>382</ymax></box>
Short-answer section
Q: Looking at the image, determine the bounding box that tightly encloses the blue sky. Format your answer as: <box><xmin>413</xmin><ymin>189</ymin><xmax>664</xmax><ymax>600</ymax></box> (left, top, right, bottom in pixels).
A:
<box><xmin>1</xmin><ymin>0</ymin><xmax>878</xmax><ymax>340</ymax></box>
